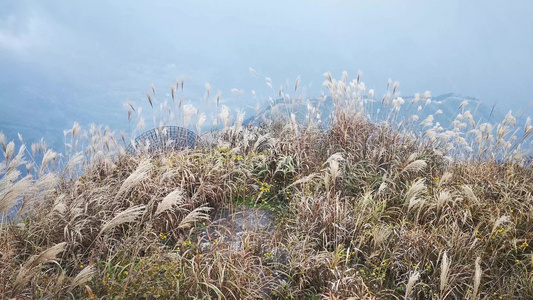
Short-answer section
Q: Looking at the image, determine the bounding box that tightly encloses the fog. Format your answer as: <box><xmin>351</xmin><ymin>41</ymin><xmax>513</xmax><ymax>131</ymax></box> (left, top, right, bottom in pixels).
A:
<box><xmin>1</xmin><ymin>0</ymin><xmax>532</xmax><ymax>152</ymax></box>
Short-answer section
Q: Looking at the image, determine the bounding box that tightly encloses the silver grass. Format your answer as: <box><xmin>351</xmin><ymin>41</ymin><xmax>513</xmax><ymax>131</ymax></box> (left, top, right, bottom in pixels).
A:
<box><xmin>234</xmin><ymin>110</ymin><xmax>245</xmax><ymax>137</ymax></box>
<box><xmin>51</xmin><ymin>197</ymin><xmax>67</xmax><ymax>216</ymax></box>
<box><xmin>252</xmin><ymin>133</ymin><xmax>274</xmax><ymax>153</ymax></box>
<box><xmin>492</xmin><ymin>215</ymin><xmax>511</xmax><ymax>232</ymax></box>
<box><xmin>287</xmin><ymin>173</ymin><xmax>317</xmax><ymax>189</ymax></box>
<box><xmin>183</xmin><ymin>104</ymin><xmax>197</xmax><ymax>129</ymax></box>
<box><xmin>406</xmin><ymin>178</ymin><xmax>426</xmax><ymax>211</ymax></box>
<box><xmin>392</xmin><ymin>97</ymin><xmax>405</xmax><ymax>110</ymax></box>
<box><xmin>117</xmin><ymin>145</ymin><xmax>126</xmax><ymax>157</ymax></box>
<box><xmin>231</xmin><ymin>88</ymin><xmax>243</xmax><ymax>97</ymax></box>
<box><xmin>405</xmin><ymin>271</ymin><xmax>420</xmax><ymax>299</ymax></box>
<box><xmin>290</xmin><ymin>113</ymin><xmax>298</xmax><ymax>136</ymax></box>
<box><xmin>249</xmin><ymin>67</ymin><xmax>258</xmax><ymax>77</ymax></box>
<box><xmin>4</xmin><ymin>141</ymin><xmax>15</xmax><ymax>164</ymax></box>
<box><xmin>219</xmin><ymin>105</ymin><xmax>231</xmax><ymax>129</ymax></box>
<box><xmin>324</xmin><ymin>72</ymin><xmax>333</xmax><ymax>83</ymax></box>
<box><xmin>440</xmin><ymin>251</ymin><xmax>451</xmax><ymax>294</ymax></box>
<box><xmin>373</xmin><ymin>226</ymin><xmax>391</xmax><ymax>249</ymax></box>
<box><xmin>463</xmin><ymin>111</ymin><xmax>475</xmax><ymax>127</ymax></box>
<box><xmin>65</xmin><ymin>152</ymin><xmax>85</xmax><ymax>175</ymax></box>
<box><xmin>155</xmin><ymin>188</ymin><xmax>185</xmax><ymax>216</ymax></box>
<box><xmin>408</xmin><ymin>196</ymin><xmax>424</xmax><ymax>211</ymax></box>
<box><xmin>100</xmin><ymin>205</ymin><xmax>146</xmax><ymax>234</ymax></box>
<box><xmin>342</xmin><ymin>71</ymin><xmax>348</xmax><ymax>84</ymax></box>
<box><xmin>358</xmin><ymin>81</ymin><xmax>366</xmax><ymax>93</ymax></box>
<box><xmin>31</xmin><ymin>142</ymin><xmax>42</xmax><ymax>157</ymax></box>
<box><xmin>21</xmin><ymin>172</ymin><xmax>60</xmax><ymax>216</ymax></box>
<box><xmin>115</xmin><ymin>159</ymin><xmax>152</xmax><ymax>201</ymax></box>
<box><xmin>424</xmin><ymin>129</ymin><xmax>437</xmax><ymax>141</ymax></box>
<box><xmin>413</xmin><ymin>93</ymin><xmax>421</xmax><ymax>103</ymax></box>
<box><xmin>40</xmin><ymin>149</ymin><xmax>58</xmax><ymax>174</ymax></box>
<box><xmin>13</xmin><ymin>242</ymin><xmax>67</xmax><ymax>295</ymax></box>
<box><xmin>178</xmin><ymin>206</ymin><xmax>212</xmax><ymax>229</ymax></box>
<box><xmin>196</xmin><ymin>113</ymin><xmax>206</xmax><ymax>135</ymax></box>
<box><xmin>503</xmin><ymin>111</ymin><xmax>516</xmax><ymax>127</ymax></box>
<box><xmin>34</xmin><ymin>173</ymin><xmax>59</xmax><ymax>193</ymax></box>
<box><xmin>461</xmin><ymin>185</ymin><xmax>478</xmax><ymax>204</ymax></box>
<box><xmin>378</xmin><ymin>182</ymin><xmax>388</xmax><ymax>195</ymax></box>
<box><xmin>328</xmin><ymin>159</ymin><xmax>341</xmax><ymax>184</ymax></box>
<box><xmin>69</xmin><ymin>265</ymin><xmax>96</xmax><ymax>291</ymax></box>
<box><xmin>525</xmin><ymin>117</ymin><xmax>532</xmax><ymax>136</ymax></box>
<box><xmin>0</xmin><ymin>174</ymin><xmax>32</xmax><ymax>214</ymax></box>
<box><xmin>147</xmin><ymin>92</ymin><xmax>153</xmax><ymax>108</ymax></box>
<box><xmin>55</xmin><ymin>270</ymin><xmax>67</xmax><ymax>290</ymax></box>
<box><xmin>170</xmin><ymin>84</ymin><xmax>176</xmax><ymax>101</ymax></box>
<box><xmin>325</xmin><ymin>153</ymin><xmax>344</xmax><ymax>165</ymax></box>
<box><xmin>496</xmin><ymin>124</ymin><xmax>508</xmax><ymax>140</ymax></box>
<box><xmin>160</xmin><ymin>169</ymin><xmax>179</xmax><ymax>184</ymax></box>
<box><xmin>71</xmin><ymin>122</ymin><xmax>81</xmax><ymax>138</ymax></box>
<box><xmin>420</xmin><ymin>115</ymin><xmax>434</xmax><ymax>127</ymax></box>
<box><xmin>216</xmin><ymin>90</ymin><xmax>222</xmax><ymax>105</ymax></box>
<box><xmin>436</xmin><ymin>190</ymin><xmax>451</xmax><ymax>211</ymax></box>
<box><xmin>136</xmin><ymin>117</ymin><xmax>146</xmax><ymax>131</ymax></box>
<box><xmin>7</xmin><ymin>144</ymin><xmax>27</xmax><ymax>171</ymax></box>
<box><xmin>471</xmin><ymin>257</ymin><xmax>482</xmax><ymax>300</ymax></box>
<box><xmin>0</xmin><ymin>168</ymin><xmax>21</xmax><ymax>189</ymax></box>
<box><xmin>403</xmin><ymin>160</ymin><xmax>427</xmax><ymax>173</ymax></box>
<box><xmin>0</xmin><ymin>131</ymin><xmax>5</xmax><ymax>152</ymax></box>
<box><xmin>205</xmin><ymin>82</ymin><xmax>211</xmax><ymax>99</ymax></box>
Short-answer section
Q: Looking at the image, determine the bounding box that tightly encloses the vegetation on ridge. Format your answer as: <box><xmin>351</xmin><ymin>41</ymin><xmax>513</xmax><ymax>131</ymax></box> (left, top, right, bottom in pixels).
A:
<box><xmin>1</xmin><ymin>72</ymin><xmax>532</xmax><ymax>299</ymax></box>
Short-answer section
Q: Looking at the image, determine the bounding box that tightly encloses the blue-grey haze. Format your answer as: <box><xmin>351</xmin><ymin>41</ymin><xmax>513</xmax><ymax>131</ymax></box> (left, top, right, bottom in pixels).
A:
<box><xmin>1</xmin><ymin>0</ymin><xmax>532</xmax><ymax>155</ymax></box>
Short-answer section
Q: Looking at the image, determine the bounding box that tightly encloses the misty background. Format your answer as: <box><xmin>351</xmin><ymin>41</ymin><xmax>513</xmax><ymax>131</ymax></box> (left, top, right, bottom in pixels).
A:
<box><xmin>1</xmin><ymin>0</ymin><xmax>532</xmax><ymax>153</ymax></box>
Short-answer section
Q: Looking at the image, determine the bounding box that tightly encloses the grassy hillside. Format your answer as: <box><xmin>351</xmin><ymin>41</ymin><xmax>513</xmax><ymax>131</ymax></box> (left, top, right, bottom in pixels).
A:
<box><xmin>1</xmin><ymin>73</ymin><xmax>532</xmax><ymax>299</ymax></box>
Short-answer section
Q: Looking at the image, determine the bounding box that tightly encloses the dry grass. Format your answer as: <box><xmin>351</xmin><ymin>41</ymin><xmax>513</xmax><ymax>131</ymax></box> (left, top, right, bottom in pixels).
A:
<box><xmin>1</xmin><ymin>72</ymin><xmax>532</xmax><ymax>299</ymax></box>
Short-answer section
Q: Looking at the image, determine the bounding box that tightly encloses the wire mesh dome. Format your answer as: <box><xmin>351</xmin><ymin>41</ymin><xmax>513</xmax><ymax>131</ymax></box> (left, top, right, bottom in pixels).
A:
<box><xmin>126</xmin><ymin>126</ymin><xmax>199</xmax><ymax>155</ymax></box>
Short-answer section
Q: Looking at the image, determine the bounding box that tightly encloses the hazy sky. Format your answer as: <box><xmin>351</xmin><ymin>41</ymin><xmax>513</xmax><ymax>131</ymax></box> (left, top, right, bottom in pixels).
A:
<box><xmin>1</xmin><ymin>0</ymin><xmax>532</xmax><ymax>150</ymax></box>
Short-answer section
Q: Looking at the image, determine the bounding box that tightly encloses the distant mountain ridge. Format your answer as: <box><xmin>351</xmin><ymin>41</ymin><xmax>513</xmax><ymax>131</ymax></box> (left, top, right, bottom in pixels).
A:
<box><xmin>244</xmin><ymin>92</ymin><xmax>526</xmax><ymax>130</ymax></box>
